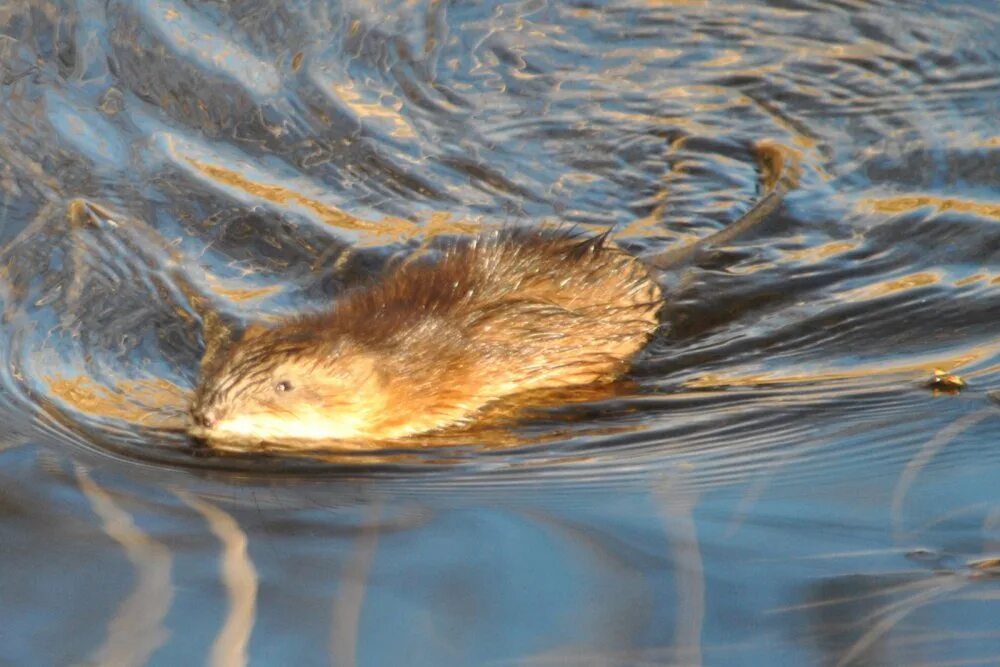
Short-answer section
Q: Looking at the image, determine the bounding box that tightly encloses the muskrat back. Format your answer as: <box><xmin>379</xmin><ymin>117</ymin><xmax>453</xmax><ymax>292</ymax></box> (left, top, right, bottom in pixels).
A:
<box><xmin>191</xmin><ymin>228</ymin><xmax>662</xmax><ymax>445</ymax></box>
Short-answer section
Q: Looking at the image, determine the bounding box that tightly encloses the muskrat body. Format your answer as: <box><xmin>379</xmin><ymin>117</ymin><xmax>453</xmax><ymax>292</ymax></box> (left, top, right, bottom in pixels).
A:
<box><xmin>191</xmin><ymin>229</ymin><xmax>662</xmax><ymax>443</ymax></box>
<box><xmin>191</xmin><ymin>142</ymin><xmax>799</xmax><ymax>447</ymax></box>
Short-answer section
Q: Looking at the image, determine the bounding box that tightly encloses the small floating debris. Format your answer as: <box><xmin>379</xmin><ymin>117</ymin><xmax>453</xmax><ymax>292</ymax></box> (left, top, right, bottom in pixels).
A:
<box><xmin>904</xmin><ymin>547</ymin><xmax>955</xmax><ymax>569</ymax></box>
<box><xmin>925</xmin><ymin>369</ymin><xmax>966</xmax><ymax>394</ymax></box>
<box><xmin>905</xmin><ymin>547</ymin><xmax>941</xmax><ymax>562</ymax></box>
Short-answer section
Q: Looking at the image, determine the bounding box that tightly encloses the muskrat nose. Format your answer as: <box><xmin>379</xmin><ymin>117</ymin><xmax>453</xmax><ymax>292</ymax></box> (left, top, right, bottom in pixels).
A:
<box><xmin>193</xmin><ymin>408</ymin><xmax>219</xmax><ymax>429</ymax></box>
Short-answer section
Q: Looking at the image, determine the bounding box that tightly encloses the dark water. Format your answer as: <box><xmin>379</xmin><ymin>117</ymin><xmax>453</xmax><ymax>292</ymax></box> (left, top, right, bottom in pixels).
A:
<box><xmin>2</xmin><ymin>0</ymin><xmax>1000</xmax><ymax>664</ymax></box>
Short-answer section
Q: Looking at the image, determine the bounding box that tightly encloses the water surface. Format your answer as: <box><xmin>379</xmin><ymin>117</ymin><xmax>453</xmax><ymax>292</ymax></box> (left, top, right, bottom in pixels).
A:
<box><xmin>2</xmin><ymin>0</ymin><xmax>1000</xmax><ymax>664</ymax></box>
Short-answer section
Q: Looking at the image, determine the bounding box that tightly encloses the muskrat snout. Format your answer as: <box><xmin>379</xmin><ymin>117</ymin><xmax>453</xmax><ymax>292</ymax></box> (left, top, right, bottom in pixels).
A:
<box><xmin>191</xmin><ymin>404</ymin><xmax>222</xmax><ymax>429</ymax></box>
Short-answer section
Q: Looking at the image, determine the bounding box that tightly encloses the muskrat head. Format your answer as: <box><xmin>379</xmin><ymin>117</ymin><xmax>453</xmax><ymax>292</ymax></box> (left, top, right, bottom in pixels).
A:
<box><xmin>190</xmin><ymin>326</ymin><xmax>390</xmax><ymax>445</ymax></box>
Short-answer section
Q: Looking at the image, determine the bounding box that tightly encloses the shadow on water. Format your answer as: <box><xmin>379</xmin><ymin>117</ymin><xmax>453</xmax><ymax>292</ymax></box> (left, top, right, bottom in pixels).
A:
<box><xmin>2</xmin><ymin>0</ymin><xmax>1000</xmax><ymax>664</ymax></box>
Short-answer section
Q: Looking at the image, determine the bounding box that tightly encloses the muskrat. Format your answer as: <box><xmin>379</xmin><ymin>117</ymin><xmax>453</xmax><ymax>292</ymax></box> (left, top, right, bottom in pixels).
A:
<box><xmin>190</xmin><ymin>143</ymin><xmax>799</xmax><ymax>447</ymax></box>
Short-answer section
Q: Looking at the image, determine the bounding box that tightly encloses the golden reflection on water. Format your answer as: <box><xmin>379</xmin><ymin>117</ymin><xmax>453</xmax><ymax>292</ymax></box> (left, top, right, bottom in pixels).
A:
<box><xmin>46</xmin><ymin>375</ymin><xmax>190</xmax><ymax>429</ymax></box>
<box><xmin>684</xmin><ymin>343</ymin><xmax>999</xmax><ymax>391</ymax></box>
<box><xmin>780</xmin><ymin>239</ymin><xmax>860</xmax><ymax>264</ymax></box>
<box><xmin>701</xmin><ymin>49</ymin><xmax>742</xmax><ymax>69</ymax></box>
<box><xmin>328</xmin><ymin>80</ymin><xmax>417</xmax><ymax>140</ymax></box>
<box><xmin>420</xmin><ymin>211</ymin><xmax>484</xmax><ymax>237</ymax></box>
<box><xmin>182</xmin><ymin>156</ymin><xmax>505</xmax><ymax>248</ymax></box>
<box><xmin>866</xmin><ymin>195</ymin><xmax>1000</xmax><ymax>220</ymax></box>
<box><xmin>842</xmin><ymin>270</ymin><xmax>942</xmax><ymax>300</ymax></box>
<box><xmin>203</xmin><ymin>275</ymin><xmax>284</xmax><ymax>303</ymax></box>
<box><xmin>955</xmin><ymin>273</ymin><xmax>989</xmax><ymax>287</ymax></box>
<box><xmin>77</xmin><ymin>467</ymin><xmax>173</xmax><ymax>667</ymax></box>
<box><xmin>185</xmin><ymin>158</ymin><xmax>383</xmax><ymax>233</ymax></box>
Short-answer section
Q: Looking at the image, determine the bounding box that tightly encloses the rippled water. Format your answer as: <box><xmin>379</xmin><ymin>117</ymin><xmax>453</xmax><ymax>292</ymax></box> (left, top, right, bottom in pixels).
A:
<box><xmin>2</xmin><ymin>0</ymin><xmax>1000</xmax><ymax>664</ymax></box>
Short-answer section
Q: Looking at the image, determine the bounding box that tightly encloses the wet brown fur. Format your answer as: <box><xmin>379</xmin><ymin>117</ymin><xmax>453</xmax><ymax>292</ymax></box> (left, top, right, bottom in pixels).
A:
<box><xmin>191</xmin><ymin>227</ymin><xmax>662</xmax><ymax>444</ymax></box>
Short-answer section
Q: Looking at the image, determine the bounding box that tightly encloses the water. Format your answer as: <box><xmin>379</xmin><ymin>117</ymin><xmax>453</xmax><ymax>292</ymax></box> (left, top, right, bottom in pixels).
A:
<box><xmin>2</xmin><ymin>0</ymin><xmax>1000</xmax><ymax>664</ymax></box>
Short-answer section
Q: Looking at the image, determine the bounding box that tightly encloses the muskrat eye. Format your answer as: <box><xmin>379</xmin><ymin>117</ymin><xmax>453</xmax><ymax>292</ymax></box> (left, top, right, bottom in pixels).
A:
<box><xmin>275</xmin><ymin>380</ymin><xmax>293</xmax><ymax>393</ymax></box>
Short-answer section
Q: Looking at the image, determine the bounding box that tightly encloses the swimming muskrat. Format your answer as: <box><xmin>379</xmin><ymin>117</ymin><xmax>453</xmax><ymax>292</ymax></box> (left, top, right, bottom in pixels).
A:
<box><xmin>191</xmin><ymin>142</ymin><xmax>800</xmax><ymax>447</ymax></box>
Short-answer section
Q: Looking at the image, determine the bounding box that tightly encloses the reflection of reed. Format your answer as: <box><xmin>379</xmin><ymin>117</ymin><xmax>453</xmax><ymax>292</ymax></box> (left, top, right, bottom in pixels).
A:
<box><xmin>779</xmin><ymin>510</ymin><xmax>1000</xmax><ymax>665</ymax></box>
<box><xmin>656</xmin><ymin>475</ymin><xmax>704</xmax><ymax>667</ymax></box>
<box><xmin>177</xmin><ymin>489</ymin><xmax>258</xmax><ymax>667</ymax></box>
<box><xmin>329</xmin><ymin>504</ymin><xmax>381</xmax><ymax>667</ymax></box>
<box><xmin>833</xmin><ymin>578</ymin><xmax>965</xmax><ymax>667</ymax></box>
<box><xmin>518</xmin><ymin>507</ymin><xmax>656</xmax><ymax>657</ymax></box>
<box><xmin>782</xmin><ymin>571</ymin><xmax>969</xmax><ymax>667</ymax></box>
<box><xmin>891</xmin><ymin>408</ymin><xmax>991</xmax><ymax>541</ymax></box>
<box><xmin>76</xmin><ymin>466</ymin><xmax>173</xmax><ymax>667</ymax></box>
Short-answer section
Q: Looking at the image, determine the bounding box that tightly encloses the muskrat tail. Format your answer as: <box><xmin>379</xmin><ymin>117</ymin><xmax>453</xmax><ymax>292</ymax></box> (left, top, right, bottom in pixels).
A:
<box><xmin>643</xmin><ymin>140</ymin><xmax>803</xmax><ymax>271</ymax></box>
